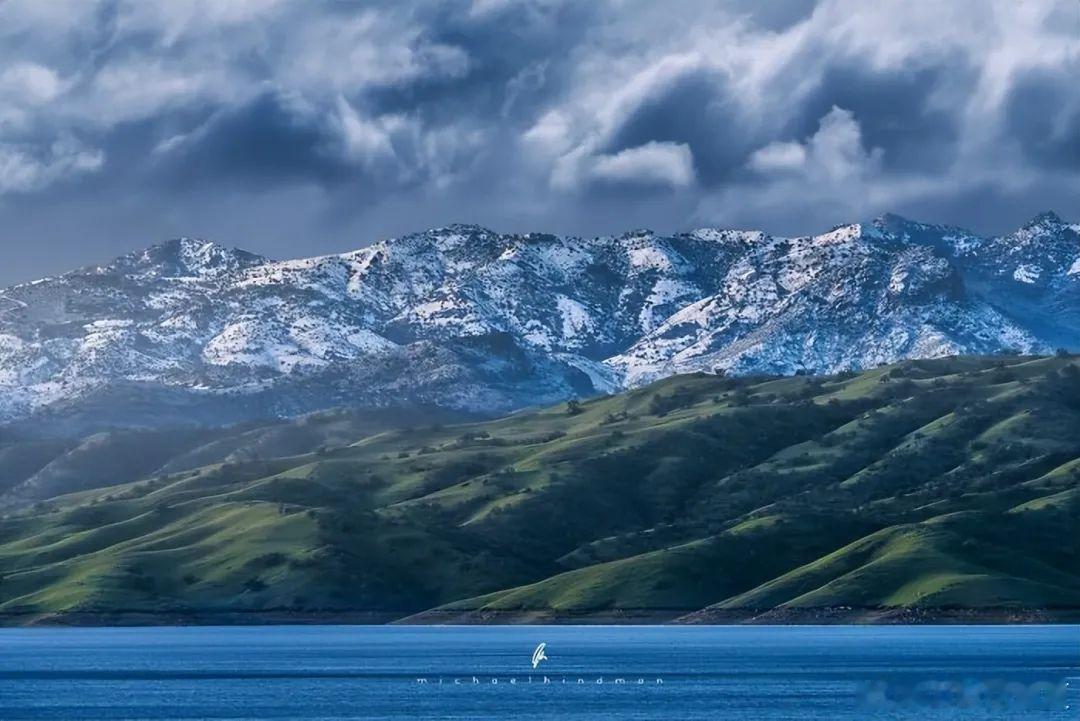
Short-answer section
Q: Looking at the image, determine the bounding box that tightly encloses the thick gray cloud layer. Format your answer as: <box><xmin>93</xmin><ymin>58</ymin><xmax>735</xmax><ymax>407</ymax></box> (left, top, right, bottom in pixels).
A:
<box><xmin>0</xmin><ymin>0</ymin><xmax>1077</xmax><ymax>283</ymax></box>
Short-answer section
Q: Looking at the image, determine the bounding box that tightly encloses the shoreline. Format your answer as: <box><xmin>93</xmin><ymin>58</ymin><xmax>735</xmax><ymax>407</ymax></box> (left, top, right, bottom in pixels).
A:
<box><xmin>3</xmin><ymin>606</ymin><xmax>1078</xmax><ymax>628</ymax></box>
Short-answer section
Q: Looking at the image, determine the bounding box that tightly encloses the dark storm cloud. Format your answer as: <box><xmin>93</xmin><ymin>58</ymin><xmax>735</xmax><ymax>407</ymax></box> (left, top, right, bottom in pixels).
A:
<box><xmin>1005</xmin><ymin>65</ymin><xmax>1080</xmax><ymax>169</ymax></box>
<box><xmin>600</xmin><ymin>66</ymin><xmax>757</xmax><ymax>185</ymax></box>
<box><xmin>0</xmin><ymin>0</ymin><xmax>1078</xmax><ymax>285</ymax></box>
<box><xmin>787</xmin><ymin>60</ymin><xmax>968</xmax><ymax>172</ymax></box>
<box><xmin>367</xmin><ymin>0</ymin><xmax>594</xmax><ymax>122</ymax></box>
<box><xmin>159</xmin><ymin>92</ymin><xmax>355</xmax><ymax>188</ymax></box>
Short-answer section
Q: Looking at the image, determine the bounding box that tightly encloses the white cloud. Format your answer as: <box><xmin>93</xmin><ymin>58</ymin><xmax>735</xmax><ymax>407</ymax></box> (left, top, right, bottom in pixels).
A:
<box><xmin>747</xmin><ymin>141</ymin><xmax>806</xmax><ymax>173</ymax></box>
<box><xmin>116</xmin><ymin>0</ymin><xmax>290</xmax><ymax>45</ymax></box>
<box><xmin>804</xmin><ymin>106</ymin><xmax>882</xmax><ymax>181</ymax></box>
<box><xmin>0</xmin><ymin>63</ymin><xmax>63</xmax><ymax>104</ymax></box>
<box><xmin>0</xmin><ymin>137</ymin><xmax>103</xmax><ymax>194</ymax></box>
<box><xmin>746</xmin><ymin>107</ymin><xmax>882</xmax><ymax>191</ymax></box>
<box><xmin>86</xmin><ymin>61</ymin><xmax>222</xmax><ymax>127</ymax></box>
<box><xmin>279</xmin><ymin>11</ymin><xmax>471</xmax><ymax>94</ymax></box>
<box><xmin>522</xmin><ymin>110</ymin><xmax>574</xmax><ymax>156</ymax></box>
<box><xmin>333</xmin><ymin>98</ymin><xmax>401</xmax><ymax>168</ymax></box>
<box><xmin>590</xmin><ymin>142</ymin><xmax>696</xmax><ymax>188</ymax></box>
<box><xmin>0</xmin><ymin>63</ymin><xmax>66</xmax><ymax>134</ymax></box>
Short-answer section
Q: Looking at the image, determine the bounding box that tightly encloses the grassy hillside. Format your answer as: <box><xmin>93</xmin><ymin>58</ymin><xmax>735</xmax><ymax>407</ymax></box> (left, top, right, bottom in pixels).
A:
<box><xmin>1</xmin><ymin>354</ymin><xmax>1078</xmax><ymax>624</ymax></box>
<box><xmin>0</xmin><ymin>405</ymin><xmax>472</xmax><ymax>504</ymax></box>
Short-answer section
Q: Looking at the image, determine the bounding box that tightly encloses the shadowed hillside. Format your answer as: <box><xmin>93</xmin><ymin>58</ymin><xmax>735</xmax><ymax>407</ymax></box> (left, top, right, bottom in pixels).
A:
<box><xmin>1</xmin><ymin>355</ymin><xmax>1078</xmax><ymax>624</ymax></box>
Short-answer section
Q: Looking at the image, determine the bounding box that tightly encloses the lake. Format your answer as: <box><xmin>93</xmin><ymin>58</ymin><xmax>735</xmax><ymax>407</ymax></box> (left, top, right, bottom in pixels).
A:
<box><xmin>0</xmin><ymin>625</ymin><xmax>1075</xmax><ymax>719</ymax></box>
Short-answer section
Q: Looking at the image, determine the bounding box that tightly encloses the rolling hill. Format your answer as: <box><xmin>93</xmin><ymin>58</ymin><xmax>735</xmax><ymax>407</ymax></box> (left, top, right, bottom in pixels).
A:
<box><xmin>0</xmin><ymin>354</ymin><xmax>1078</xmax><ymax>624</ymax></box>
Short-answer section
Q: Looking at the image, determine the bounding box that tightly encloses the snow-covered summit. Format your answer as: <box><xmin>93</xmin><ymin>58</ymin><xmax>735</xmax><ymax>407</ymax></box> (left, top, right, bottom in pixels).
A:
<box><xmin>101</xmin><ymin>237</ymin><xmax>267</xmax><ymax>280</ymax></box>
<box><xmin>0</xmin><ymin>212</ymin><xmax>1076</xmax><ymax>429</ymax></box>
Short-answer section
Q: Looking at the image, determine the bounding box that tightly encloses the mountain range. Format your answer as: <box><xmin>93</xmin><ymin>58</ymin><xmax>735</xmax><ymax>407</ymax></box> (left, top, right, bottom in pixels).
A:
<box><xmin>1</xmin><ymin>211</ymin><xmax>1077</xmax><ymax>433</ymax></box>
<box><xmin>2</xmin><ymin>355</ymin><xmax>1077</xmax><ymax>624</ymax></box>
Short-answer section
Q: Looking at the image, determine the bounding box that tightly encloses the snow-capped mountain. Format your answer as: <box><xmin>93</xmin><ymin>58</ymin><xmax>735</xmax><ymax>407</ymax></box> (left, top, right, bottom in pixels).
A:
<box><xmin>1</xmin><ymin>212</ymin><xmax>1077</xmax><ymax>430</ymax></box>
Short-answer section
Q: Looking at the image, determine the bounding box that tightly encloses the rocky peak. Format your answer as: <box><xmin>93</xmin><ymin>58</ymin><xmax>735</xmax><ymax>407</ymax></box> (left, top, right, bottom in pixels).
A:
<box><xmin>102</xmin><ymin>237</ymin><xmax>267</xmax><ymax>280</ymax></box>
<box><xmin>992</xmin><ymin>210</ymin><xmax>1077</xmax><ymax>257</ymax></box>
<box><xmin>1023</xmin><ymin>210</ymin><xmax>1064</xmax><ymax>229</ymax></box>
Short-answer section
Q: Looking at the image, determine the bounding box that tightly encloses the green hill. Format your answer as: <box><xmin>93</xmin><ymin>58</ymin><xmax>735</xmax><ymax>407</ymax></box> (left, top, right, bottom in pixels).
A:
<box><xmin>1</xmin><ymin>354</ymin><xmax>1078</xmax><ymax>624</ymax></box>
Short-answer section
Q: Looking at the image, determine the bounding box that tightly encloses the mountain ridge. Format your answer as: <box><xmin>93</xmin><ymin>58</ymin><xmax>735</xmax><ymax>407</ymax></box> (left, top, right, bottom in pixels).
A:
<box><xmin>1</xmin><ymin>212</ymin><xmax>1077</xmax><ymax>432</ymax></box>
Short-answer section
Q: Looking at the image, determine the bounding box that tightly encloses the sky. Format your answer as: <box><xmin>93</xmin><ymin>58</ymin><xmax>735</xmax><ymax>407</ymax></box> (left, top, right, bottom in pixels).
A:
<box><xmin>0</xmin><ymin>0</ymin><xmax>1078</xmax><ymax>285</ymax></box>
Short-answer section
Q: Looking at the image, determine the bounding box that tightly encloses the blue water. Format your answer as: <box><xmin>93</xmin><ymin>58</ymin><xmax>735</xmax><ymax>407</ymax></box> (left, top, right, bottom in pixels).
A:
<box><xmin>0</xmin><ymin>625</ymin><xmax>1076</xmax><ymax>720</ymax></box>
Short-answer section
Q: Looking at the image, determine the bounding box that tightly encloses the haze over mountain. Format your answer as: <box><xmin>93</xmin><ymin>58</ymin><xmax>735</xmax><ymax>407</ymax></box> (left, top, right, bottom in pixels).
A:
<box><xmin>0</xmin><ymin>211</ymin><xmax>1077</xmax><ymax>432</ymax></box>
